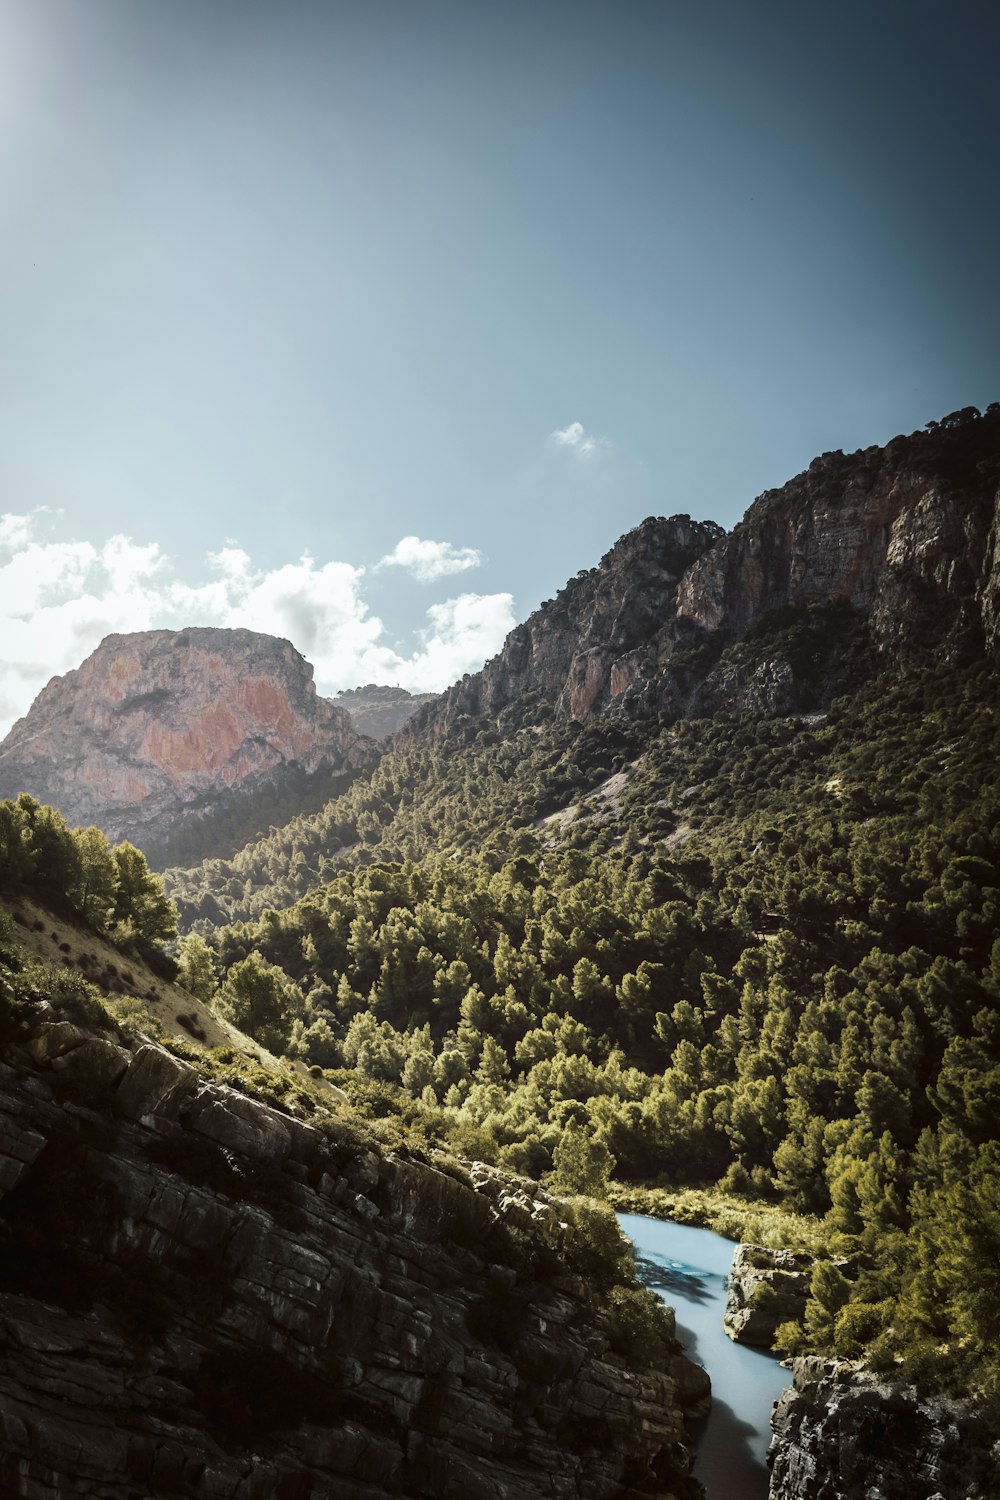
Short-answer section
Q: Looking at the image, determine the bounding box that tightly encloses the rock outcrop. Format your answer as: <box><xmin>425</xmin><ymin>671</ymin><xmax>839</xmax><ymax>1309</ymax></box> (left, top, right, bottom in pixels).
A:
<box><xmin>0</xmin><ymin>629</ymin><xmax>374</xmax><ymax>861</ymax></box>
<box><xmin>404</xmin><ymin>516</ymin><xmax>723</xmax><ymax>738</ymax></box>
<box><xmin>675</xmin><ymin>406</ymin><xmax>1000</xmax><ymax>665</ymax></box>
<box><xmin>722</xmin><ymin>1243</ymin><xmax>810</xmax><ymax>1347</ymax></box>
<box><xmin>408</xmin><ymin>405</ymin><xmax>1000</xmax><ymax>740</ymax></box>
<box><xmin>768</xmin><ymin>1358</ymin><xmax>998</xmax><ymax>1500</ymax></box>
<box><xmin>0</xmin><ymin>1019</ymin><xmax>706</xmax><ymax>1499</ymax></box>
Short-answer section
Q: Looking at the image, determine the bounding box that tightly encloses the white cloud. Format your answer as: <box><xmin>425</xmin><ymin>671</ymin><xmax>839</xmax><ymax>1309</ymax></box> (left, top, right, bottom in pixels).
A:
<box><xmin>550</xmin><ymin>420</ymin><xmax>607</xmax><ymax>457</ymax></box>
<box><xmin>390</xmin><ymin>593</ymin><xmax>517</xmax><ymax>693</ymax></box>
<box><xmin>377</xmin><ymin>534</ymin><xmax>484</xmax><ymax>582</ymax></box>
<box><xmin>0</xmin><ymin>513</ymin><xmax>36</xmax><ymax>552</ymax></box>
<box><xmin>0</xmin><ymin>512</ymin><xmax>515</xmax><ymax>738</ymax></box>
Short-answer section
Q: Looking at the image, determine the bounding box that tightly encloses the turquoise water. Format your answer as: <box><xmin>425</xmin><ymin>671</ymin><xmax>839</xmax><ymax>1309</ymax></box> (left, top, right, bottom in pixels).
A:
<box><xmin>617</xmin><ymin>1213</ymin><xmax>791</xmax><ymax>1500</ymax></box>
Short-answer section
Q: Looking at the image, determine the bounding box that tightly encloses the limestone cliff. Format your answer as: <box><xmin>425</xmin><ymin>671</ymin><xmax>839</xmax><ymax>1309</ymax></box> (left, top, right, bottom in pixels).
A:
<box><xmin>768</xmin><ymin>1358</ymin><xmax>998</xmax><ymax>1500</ymax></box>
<box><xmin>675</xmin><ymin>406</ymin><xmax>1000</xmax><ymax>662</ymax></box>
<box><xmin>721</xmin><ymin>1243</ymin><xmax>810</xmax><ymax>1348</ymax></box>
<box><xmin>0</xmin><ymin>1017</ymin><xmax>708</xmax><ymax>1500</ymax></box>
<box><xmin>0</xmin><ymin>629</ymin><xmax>374</xmax><ymax>862</ymax></box>
<box><xmin>404</xmin><ymin>515</ymin><xmax>723</xmax><ymax>738</ymax></box>
<box><xmin>408</xmin><ymin>405</ymin><xmax>1000</xmax><ymax>739</ymax></box>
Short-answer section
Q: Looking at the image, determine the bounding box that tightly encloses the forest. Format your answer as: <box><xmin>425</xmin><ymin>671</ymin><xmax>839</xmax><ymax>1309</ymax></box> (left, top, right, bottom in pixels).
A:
<box><xmin>3</xmin><ymin>649</ymin><xmax>1000</xmax><ymax>1416</ymax></box>
<box><xmin>161</xmin><ymin>655</ymin><xmax>1000</xmax><ymax>1410</ymax></box>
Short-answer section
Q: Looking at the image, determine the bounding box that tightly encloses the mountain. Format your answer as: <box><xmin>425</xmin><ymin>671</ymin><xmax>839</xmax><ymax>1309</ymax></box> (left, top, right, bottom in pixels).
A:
<box><xmin>335</xmin><ymin>683</ymin><xmax>440</xmax><ymax>739</ymax></box>
<box><xmin>0</xmin><ymin>628</ymin><xmax>375</xmax><ymax>867</ymax></box>
<box><xmin>151</xmin><ymin>406</ymin><xmax>1000</xmax><ymax>1500</ymax></box>
<box><xmin>3</xmin><ymin>402</ymin><xmax>1000</xmax><ymax>1500</ymax></box>
<box><xmin>406</xmin><ymin>403</ymin><xmax>1000</xmax><ymax>742</ymax></box>
<box><xmin>163</xmin><ymin>404</ymin><xmax>1000</xmax><ymax>926</ymax></box>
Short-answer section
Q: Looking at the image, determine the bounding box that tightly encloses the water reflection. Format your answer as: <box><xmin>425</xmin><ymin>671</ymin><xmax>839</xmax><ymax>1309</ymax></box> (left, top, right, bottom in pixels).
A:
<box><xmin>632</xmin><ymin>1251</ymin><xmax>719</xmax><ymax>1305</ymax></box>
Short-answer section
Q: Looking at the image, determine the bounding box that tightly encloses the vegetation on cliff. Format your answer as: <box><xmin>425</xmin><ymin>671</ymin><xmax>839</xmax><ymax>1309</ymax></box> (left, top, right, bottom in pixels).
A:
<box><xmin>0</xmin><ymin>794</ymin><xmax>177</xmax><ymax>965</ymax></box>
<box><xmin>5</xmin><ymin>402</ymin><xmax>1000</xmax><ymax>1449</ymax></box>
<box><xmin>160</xmin><ymin>654</ymin><xmax>1000</xmax><ymax>1411</ymax></box>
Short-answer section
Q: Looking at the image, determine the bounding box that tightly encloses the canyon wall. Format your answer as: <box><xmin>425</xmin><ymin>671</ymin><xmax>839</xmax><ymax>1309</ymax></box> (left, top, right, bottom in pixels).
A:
<box><xmin>768</xmin><ymin>1358</ymin><xmax>997</xmax><ymax>1500</ymax></box>
<box><xmin>0</xmin><ymin>1019</ymin><xmax>707</xmax><ymax>1499</ymax></box>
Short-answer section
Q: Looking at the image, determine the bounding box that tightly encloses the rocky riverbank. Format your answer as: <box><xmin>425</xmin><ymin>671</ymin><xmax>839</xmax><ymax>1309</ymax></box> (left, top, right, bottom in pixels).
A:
<box><xmin>768</xmin><ymin>1358</ymin><xmax>998</xmax><ymax>1500</ymax></box>
<box><xmin>0</xmin><ymin>1018</ymin><xmax>707</xmax><ymax>1499</ymax></box>
<box><xmin>722</xmin><ymin>1243</ymin><xmax>811</xmax><ymax>1347</ymax></box>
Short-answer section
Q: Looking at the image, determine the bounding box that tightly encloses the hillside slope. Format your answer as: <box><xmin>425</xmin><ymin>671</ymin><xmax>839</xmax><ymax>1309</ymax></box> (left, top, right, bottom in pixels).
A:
<box><xmin>165</xmin><ymin>405</ymin><xmax>1000</xmax><ymax>926</ymax></box>
<box><xmin>0</xmin><ymin>894</ymin><xmax>706</xmax><ymax>1500</ymax></box>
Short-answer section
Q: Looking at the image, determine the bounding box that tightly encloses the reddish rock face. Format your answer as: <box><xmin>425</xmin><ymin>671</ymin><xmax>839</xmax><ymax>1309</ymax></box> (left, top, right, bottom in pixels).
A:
<box><xmin>0</xmin><ymin>628</ymin><xmax>374</xmax><ymax>854</ymax></box>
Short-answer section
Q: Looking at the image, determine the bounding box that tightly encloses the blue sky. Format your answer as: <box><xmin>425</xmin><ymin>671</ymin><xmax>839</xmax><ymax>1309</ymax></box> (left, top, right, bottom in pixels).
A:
<box><xmin>1</xmin><ymin>0</ymin><xmax>997</xmax><ymax>733</ymax></box>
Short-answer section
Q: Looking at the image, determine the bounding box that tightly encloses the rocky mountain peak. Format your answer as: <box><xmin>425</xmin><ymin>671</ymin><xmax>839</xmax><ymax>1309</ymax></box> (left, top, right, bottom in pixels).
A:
<box><xmin>0</xmin><ymin>627</ymin><xmax>373</xmax><ymax>859</ymax></box>
<box><xmin>404</xmin><ymin>512</ymin><xmax>723</xmax><ymax>738</ymax></box>
<box><xmin>335</xmin><ymin>683</ymin><xmax>440</xmax><ymax>739</ymax></box>
<box><xmin>408</xmin><ymin>405</ymin><xmax>1000</xmax><ymax>738</ymax></box>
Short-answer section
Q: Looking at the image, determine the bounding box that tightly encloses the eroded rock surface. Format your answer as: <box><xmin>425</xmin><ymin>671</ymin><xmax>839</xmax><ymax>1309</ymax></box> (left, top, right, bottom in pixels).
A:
<box><xmin>407</xmin><ymin>406</ymin><xmax>1000</xmax><ymax>741</ymax></box>
<box><xmin>722</xmin><ymin>1243</ymin><xmax>810</xmax><ymax>1347</ymax></box>
<box><xmin>0</xmin><ymin>1023</ymin><xmax>705</xmax><ymax>1499</ymax></box>
<box><xmin>0</xmin><ymin>628</ymin><xmax>374</xmax><ymax>859</ymax></box>
<box><xmin>768</xmin><ymin>1358</ymin><xmax>998</xmax><ymax>1500</ymax></box>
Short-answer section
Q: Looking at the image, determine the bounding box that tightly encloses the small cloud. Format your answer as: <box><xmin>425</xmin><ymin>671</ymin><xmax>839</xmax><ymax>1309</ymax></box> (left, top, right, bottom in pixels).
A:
<box><xmin>550</xmin><ymin>420</ymin><xmax>606</xmax><ymax>457</ymax></box>
<box><xmin>377</xmin><ymin>535</ymin><xmax>484</xmax><ymax>583</ymax></box>
<box><xmin>394</xmin><ymin>592</ymin><xmax>517</xmax><ymax>693</ymax></box>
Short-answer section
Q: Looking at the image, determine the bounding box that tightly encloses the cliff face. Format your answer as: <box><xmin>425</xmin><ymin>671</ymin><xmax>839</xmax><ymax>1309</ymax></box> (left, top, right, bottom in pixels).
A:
<box><xmin>768</xmin><ymin>1358</ymin><xmax>997</xmax><ymax>1500</ymax></box>
<box><xmin>409</xmin><ymin>406</ymin><xmax>1000</xmax><ymax>740</ymax></box>
<box><xmin>0</xmin><ymin>629</ymin><xmax>374</xmax><ymax>857</ymax></box>
<box><xmin>0</xmin><ymin>1020</ymin><xmax>706</xmax><ymax>1500</ymax></box>
<box><xmin>676</xmin><ymin>410</ymin><xmax>1000</xmax><ymax>657</ymax></box>
<box><xmin>405</xmin><ymin>515</ymin><xmax>723</xmax><ymax>739</ymax></box>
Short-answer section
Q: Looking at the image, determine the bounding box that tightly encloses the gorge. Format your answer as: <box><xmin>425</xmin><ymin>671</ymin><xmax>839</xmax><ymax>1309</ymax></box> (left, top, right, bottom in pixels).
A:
<box><xmin>1</xmin><ymin>403</ymin><xmax>999</xmax><ymax>1497</ymax></box>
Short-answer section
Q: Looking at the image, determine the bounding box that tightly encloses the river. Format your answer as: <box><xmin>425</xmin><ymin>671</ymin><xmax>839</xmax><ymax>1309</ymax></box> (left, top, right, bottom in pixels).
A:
<box><xmin>617</xmin><ymin>1213</ymin><xmax>791</xmax><ymax>1500</ymax></box>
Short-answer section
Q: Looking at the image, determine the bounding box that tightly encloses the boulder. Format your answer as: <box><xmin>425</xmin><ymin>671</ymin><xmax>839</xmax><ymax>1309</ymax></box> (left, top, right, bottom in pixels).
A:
<box><xmin>724</xmin><ymin>1243</ymin><xmax>811</xmax><ymax>1347</ymax></box>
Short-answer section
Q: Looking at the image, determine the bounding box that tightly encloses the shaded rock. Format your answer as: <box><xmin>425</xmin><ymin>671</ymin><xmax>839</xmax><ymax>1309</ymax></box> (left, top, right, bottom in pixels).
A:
<box><xmin>26</xmin><ymin>1022</ymin><xmax>89</xmax><ymax>1065</ymax></box>
<box><xmin>0</xmin><ymin>1027</ymin><xmax>706</xmax><ymax>1500</ymax></box>
<box><xmin>49</xmin><ymin>1037</ymin><xmax>131</xmax><ymax>1099</ymax></box>
<box><xmin>768</xmin><ymin>1358</ymin><xmax>999</xmax><ymax>1500</ymax></box>
<box><xmin>185</xmin><ymin>1082</ymin><xmax>292</xmax><ymax>1163</ymax></box>
<box><xmin>115</xmin><ymin>1043</ymin><xmax>199</xmax><ymax>1121</ymax></box>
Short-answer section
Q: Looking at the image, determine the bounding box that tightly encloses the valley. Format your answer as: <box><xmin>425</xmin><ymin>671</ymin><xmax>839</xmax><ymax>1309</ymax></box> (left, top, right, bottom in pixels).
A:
<box><xmin>1</xmin><ymin>405</ymin><xmax>999</xmax><ymax>1497</ymax></box>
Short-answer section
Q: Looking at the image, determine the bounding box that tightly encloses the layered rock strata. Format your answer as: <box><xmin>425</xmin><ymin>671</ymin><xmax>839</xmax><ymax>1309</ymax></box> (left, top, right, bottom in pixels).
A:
<box><xmin>0</xmin><ymin>1021</ymin><xmax>706</xmax><ymax>1499</ymax></box>
<box><xmin>768</xmin><ymin>1358</ymin><xmax>998</xmax><ymax>1500</ymax></box>
<box><xmin>404</xmin><ymin>515</ymin><xmax>723</xmax><ymax>737</ymax></box>
<box><xmin>0</xmin><ymin>628</ymin><xmax>374</xmax><ymax>856</ymax></box>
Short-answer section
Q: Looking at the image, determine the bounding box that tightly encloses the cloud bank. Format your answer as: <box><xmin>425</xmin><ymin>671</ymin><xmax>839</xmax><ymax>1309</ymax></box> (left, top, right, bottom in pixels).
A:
<box><xmin>0</xmin><ymin>514</ymin><xmax>515</xmax><ymax>737</ymax></box>
<box><xmin>377</xmin><ymin>535</ymin><xmax>483</xmax><ymax>582</ymax></box>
